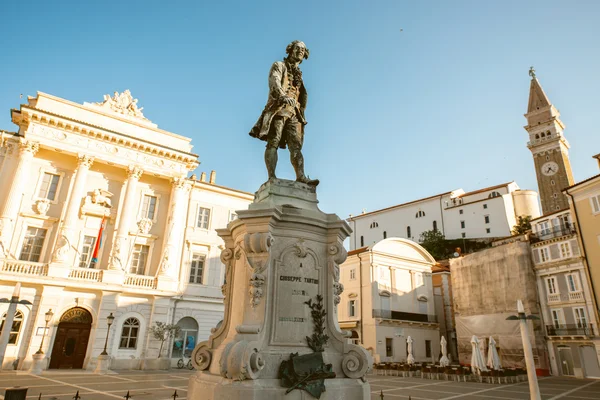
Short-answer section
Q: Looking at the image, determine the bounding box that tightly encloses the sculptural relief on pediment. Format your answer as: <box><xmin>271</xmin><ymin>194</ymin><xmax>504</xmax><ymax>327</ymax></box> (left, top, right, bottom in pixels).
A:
<box><xmin>94</xmin><ymin>90</ymin><xmax>149</xmax><ymax>121</ymax></box>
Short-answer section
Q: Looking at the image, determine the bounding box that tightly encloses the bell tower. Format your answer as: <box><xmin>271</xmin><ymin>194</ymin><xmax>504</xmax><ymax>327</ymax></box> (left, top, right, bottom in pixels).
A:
<box><xmin>524</xmin><ymin>67</ymin><xmax>574</xmax><ymax>215</ymax></box>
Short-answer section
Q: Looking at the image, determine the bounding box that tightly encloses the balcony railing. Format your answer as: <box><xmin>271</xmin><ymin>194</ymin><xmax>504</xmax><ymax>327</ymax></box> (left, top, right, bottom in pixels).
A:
<box><xmin>124</xmin><ymin>274</ymin><xmax>157</xmax><ymax>289</ymax></box>
<box><xmin>546</xmin><ymin>324</ymin><xmax>594</xmax><ymax>337</ymax></box>
<box><xmin>0</xmin><ymin>260</ymin><xmax>48</xmax><ymax>276</ymax></box>
<box><xmin>68</xmin><ymin>267</ymin><xmax>102</xmax><ymax>282</ymax></box>
<box><xmin>568</xmin><ymin>291</ymin><xmax>585</xmax><ymax>302</ymax></box>
<box><xmin>547</xmin><ymin>292</ymin><xmax>586</xmax><ymax>304</ymax></box>
<box><xmin>372</xmin><ymin>309</ymin><xmax>437</xmax><ymax>323</ymax></box>
<box><xmin>532</xmin><ymin>224</ymin><xmax>576</xmax><ymax>243</ymax></box>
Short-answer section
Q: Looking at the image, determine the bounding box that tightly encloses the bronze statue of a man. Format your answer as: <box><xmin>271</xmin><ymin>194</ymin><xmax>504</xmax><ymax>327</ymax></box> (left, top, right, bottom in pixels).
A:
<box><xmin>249</xmin><ymin>40</ymin><xmax>319</xmax><ymax>187</ymax></box>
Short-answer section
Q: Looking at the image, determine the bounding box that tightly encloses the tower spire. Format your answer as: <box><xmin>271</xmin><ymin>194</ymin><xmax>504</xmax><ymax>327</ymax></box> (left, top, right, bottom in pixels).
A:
<box><xmin>527</xmin><ymin>67</ymin><xmax>552</xmax><ymax>113</ymax></box>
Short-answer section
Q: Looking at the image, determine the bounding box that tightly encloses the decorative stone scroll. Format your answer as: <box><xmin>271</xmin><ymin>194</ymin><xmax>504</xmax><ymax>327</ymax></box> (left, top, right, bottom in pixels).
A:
<box><xmin>244</xmin><ymin>232</ymin><xmax>273</xmax><ymax>308</ymax></box>
<box><xmin>328</xmin><ymin>242</ymin><xmax>347</xmax><ymax>307</ymax></box>
<box><xmin>219</xmin><ymin>340</ymin><xmax>265</xmax><ymax>380</ymax></box>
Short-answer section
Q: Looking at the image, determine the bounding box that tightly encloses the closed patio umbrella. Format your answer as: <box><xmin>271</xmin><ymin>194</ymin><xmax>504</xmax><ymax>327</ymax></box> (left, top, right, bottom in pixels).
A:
<box><xmin>407</xmin><ymin>336</ymin><xmax>415</xmax><ymax>365</ymax></box>
<box><xmin>470</xmin><ymin>335</ymin><xmax>489</xmax><ymax>375</ymax></box>
<box><xmin>439</xmin><ymin>336</ymin><xmax>450</xmax><ymax>367</ymax></box>
<box><xmin>487</xmin><ymin>336</ymin><xmax>502</xmax><ymax>370</ymax></box>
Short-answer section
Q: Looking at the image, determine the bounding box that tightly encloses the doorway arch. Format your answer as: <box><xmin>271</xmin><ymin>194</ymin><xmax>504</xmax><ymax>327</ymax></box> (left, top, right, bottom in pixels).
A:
<box><xmin>49</xmin><ymin>307</ymin><xmax>92</xmax><ymax>369</ymax></box>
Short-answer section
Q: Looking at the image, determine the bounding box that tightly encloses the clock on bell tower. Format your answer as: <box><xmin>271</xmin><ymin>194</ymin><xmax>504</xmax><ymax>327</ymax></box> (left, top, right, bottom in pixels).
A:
<box><xmin>524</xmin><ymin>67</ymin><xmax>574</xmax><ymax>215</ymax></box>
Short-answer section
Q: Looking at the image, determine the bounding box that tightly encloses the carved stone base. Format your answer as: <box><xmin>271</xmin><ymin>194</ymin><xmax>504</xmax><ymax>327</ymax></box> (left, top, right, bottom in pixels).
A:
<box><xmin>188</xmin><ymin>178</ymin><xmax>371</xmax><ymax>399</ymax></box>
<box><xmin>189</xmin><ymin>373</ymin><xmax>370</xmax><ymax>400</ymax></box>
<box><xmin>29</xmin><ymin>353</ymin><xmax>46</xmax><ymax>375</ymax></box>
<box><xmin>94</xmin><ymin>354</ymin><xmax>111</xmax><ymax>374</ymax></box>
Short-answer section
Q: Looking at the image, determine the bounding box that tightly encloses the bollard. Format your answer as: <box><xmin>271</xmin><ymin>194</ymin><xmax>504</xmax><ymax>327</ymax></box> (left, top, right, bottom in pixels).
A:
<box><xmin>73</xmin><ymin>390</ymin><xmax>81</xmax><ymax>400</ymax></box>
<box><xmin>124</xmin><ymin>391</ymin><xmax>132</xmax><ymax>400</ymax></box>
<box><xmin>380</xmin><ymin>390</ymin><xmax>384</xmax><ymax>399</ymax></box>
<box><xmin>172</xmin><ymin>390</ymin><xmax>179</xmax><ymax>400</ymax></box>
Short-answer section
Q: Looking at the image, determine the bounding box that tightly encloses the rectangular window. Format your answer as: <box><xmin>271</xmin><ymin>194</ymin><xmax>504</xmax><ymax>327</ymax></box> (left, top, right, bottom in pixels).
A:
<box><xmin>349</xmin><ymin>300</ymin><xmax>356</xmax><ymax>317</ymax></box>
<box><xmin>189</xmin><ymin>253</ymin><xmax>205</xmax><ymax>284</ymax></box>
<box><xmin>130</xmin><ymin>244</ymin><xmax>150</xmax><ymax>275</ymax></box>
<box><xmin>559</xmin><ymin>242</ymin><xmax>571</xmax><ymax>258</ymax></box>
<box><xmin>546</xmin><ymin>277</ymin><xmax>558</xmax><ymax>294</ymax></box>
<box><xmin>385</xmin><ymin>338</ymin><xmax>393</xmax><ymax>357</ymax></box>
<box><xmin>574</xmin><ymin>307</ymin><xmax>587</xmax><ymax>327</ymax></box>
<box><xmin>486</xmin><ymin>228</ymin><xmax>491</xmax><ymax>234</ymax></box>
<box><xmin>460</xmin><ymin>221</ymin><xmax>465</xmax><ymax>229</ymax></box>
<box><xmin>538</xmin><ymin>221</ymin><xmax>550</xmax><ymax>236</ymax></box>
<box><xmin>229</xmin><ymin>212</ymin><xmax>238</xmax><ymax>222</ymax></box>
<box><xmin>539</xmin><ymin>247</ymin><xmax>550</xmax><ymax>263</ymax></box>
<box><xmin>484</xmin><ymin>215</ymin><xmax>490</xmax><ymax>224</ymax></box>
<box><xmin>483</xmin><ymin>204</ymin><xmax>488</xmax><ymax>209</ymax></box>
<box><xmin>461</xmin><ymin>233</ymin><xmax>466</xmax><ymax>238</ymax></box>
<box><xmin>197</xmin><ymin>207</ymin><xmax>211</xmax><ymax>229</ymax></box>
<box><xmin>350</xmin><ymin>268</ymin><xmax>356</xmax><ymax>280</ymax></box>
<box><xmin>38</xmin><ymin>172</ymin><xmax>60</xmax><ymax>201</ymax></box>
<box><xmin>415</xmin><ymin>272</ymin><xmax>423</xmax><ymax>287</ymax></box>
<box><xmin>425</xmin><ymin>340</ymin><xmax>432</xmax><ymax>358</ymax></box>
<box><xmin>591</xmin><ymin>194</ymin><xmax>600</xmax><ymax>214</ymax></box>
<box><xmin>19</xmin><ymin>227</ymin><xmax>47</xmax><ymax>262</ymax></box>
<box><xmin>551</xmin><ymin>309</ymin><xmax>562</xmax><ymax>328</ymax></box>
<box><xmin>459</xmin><ymin>209</ymin><xmax>463</xmax><ymax>214</ymax></box>
<box><xmin>566</xmin><ymin>274</ymin><xmax>580</xmax><ymax>292</ymax></box>
<box><xmin>141</xmin><ymin>195</ymin><xmax>157</xmax><ymax>220</ymax></box>
<box><xmin>79</xmin><ymin>235</ymin><xmax>97</xmax><ymax>268</ymax></box>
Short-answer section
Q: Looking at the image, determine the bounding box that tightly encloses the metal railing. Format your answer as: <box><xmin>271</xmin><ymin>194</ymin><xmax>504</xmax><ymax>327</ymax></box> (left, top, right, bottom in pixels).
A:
<box><xmin>532</xmin><ymin>224</ymin><xmax>576</xmax><ymax>242</ymax></box>
<box><xmin>0</xmin><ymin>260</ymin><xmax>48</xmax><ymax>276</ymax></box>
<box><xmin>546</xmin><ymin>324</ymin><xmax>594</xmax><ymax>337</ymax></box>
<box><xmin>372</xmin><ymin>309</ymin><xmax>437</xmax><ymax>323</ymax></box>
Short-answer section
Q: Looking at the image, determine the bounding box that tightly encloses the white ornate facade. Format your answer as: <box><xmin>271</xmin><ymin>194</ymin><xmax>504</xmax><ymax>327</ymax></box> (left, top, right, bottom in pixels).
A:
<box><xmin>0</xmin><ymin>91</ymin><xmax>252</xmax><ymax>370</ymax></box>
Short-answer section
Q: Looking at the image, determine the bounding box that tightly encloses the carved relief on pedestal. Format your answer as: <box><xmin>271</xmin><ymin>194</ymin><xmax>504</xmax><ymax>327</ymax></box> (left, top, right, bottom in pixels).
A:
<box><xmin>52</xmin><ymin>234</ymin><xmax>71</xmax><ymax>262</ymax></box>
<box><xmin>159</xmin><ymin>246</ymin><xmax>172</xmax><ymax>273</ymax></box>
<box><xmin>34</xmin><ymin>199</ymin><xmax>51</xmax><ymax>216</ymax></box>
<box><xmin>244</xmin><ymin>232</ymin><xmax>274</xmax><ymax>308</ymax></box>
<box><xmin>328</xmin><ymin>242</ymin><xmax>347</xmax><ymax>307</ymax></box>
<box><xmin>109</xmin><ymin>237</ymin><xmax>124</xmax><ymax>271</ymax></box>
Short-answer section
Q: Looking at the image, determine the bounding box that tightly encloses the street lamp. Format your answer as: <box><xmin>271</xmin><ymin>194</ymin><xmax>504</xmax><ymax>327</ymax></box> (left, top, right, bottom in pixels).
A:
<box><xmin>100</xmin><ymin>313</ymin><xmax>115</xmax><ymax>356</ymax></box>
<box><xmin>506</xmin><ymin>300</ymin><xmax>541</xmax><ymax>400</ymax></box>
<box><xmin>35</xmin><ymin>309</ymin><xmax>54</xmax><ymax>355</ymax></box>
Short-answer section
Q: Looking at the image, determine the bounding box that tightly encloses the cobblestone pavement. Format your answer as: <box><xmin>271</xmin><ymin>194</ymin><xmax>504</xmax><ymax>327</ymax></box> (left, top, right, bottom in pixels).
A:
<box><xmin>368</xmin><ymin>375</ymin><xmax>600</xmax><ymax>400</ymax></box>
<box><xmin>1</xmin><ymin>371</ymin><xmax>599</xmax><ymax>400</ymax></box>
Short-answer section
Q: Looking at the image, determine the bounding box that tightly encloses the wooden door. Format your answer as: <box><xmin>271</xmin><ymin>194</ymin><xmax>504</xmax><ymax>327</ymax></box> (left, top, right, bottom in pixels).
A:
<box><xmin>49</xmin><ymin>307</ymin><xmax>93</xmax><ymax>369</ymax></box>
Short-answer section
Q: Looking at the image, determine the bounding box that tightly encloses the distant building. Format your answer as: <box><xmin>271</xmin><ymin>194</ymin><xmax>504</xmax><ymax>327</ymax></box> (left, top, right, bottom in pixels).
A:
<box><xmin>347</xmin><ymin>182</ymin><xmax>540</xmax><ymax>251</ymax></box>
<box><xmin>337</xmin><ymin>238</ymin><xmax>440</xmax><ymax>364</ymax></box>
<box><xmin>0</xmin><ymin>91</ymin><xmax>252</xmax><ymax>371</ymax></box>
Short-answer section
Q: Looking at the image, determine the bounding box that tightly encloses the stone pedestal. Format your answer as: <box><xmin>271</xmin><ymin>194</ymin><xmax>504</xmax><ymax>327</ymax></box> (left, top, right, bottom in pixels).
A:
<box><xmin>94</xmin><ymin>354</ymin><xmax>111</xmax><ymax>374</ymax></box>
<box><xmin>188</xmin><ymin>179</ymin><xmax>371</xmax><ymax>400</ymax></box>
<box><xmin>29</xmin><ymin>353</ymin><xmax>46</xmax><ymax>375</ymax></box>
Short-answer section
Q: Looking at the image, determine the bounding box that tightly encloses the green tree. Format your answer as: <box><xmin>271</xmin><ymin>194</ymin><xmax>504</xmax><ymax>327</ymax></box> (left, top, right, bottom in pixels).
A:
<box><xmin>512</xmin><ymin>215</ymin><xmax>532</xmax><ymax>235</ymax></box>
<box><xmin>419</xmin><ymin>229</ymin><xmax>451</xmax><ymax>260</ymax></box>
<box><xmin>149</xmin><ymin>321</ymin><xmax>181</xmax><ymax>358</ymax></box>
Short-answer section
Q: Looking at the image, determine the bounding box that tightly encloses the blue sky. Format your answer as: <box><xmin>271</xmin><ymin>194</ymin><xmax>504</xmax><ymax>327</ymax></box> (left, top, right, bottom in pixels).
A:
<box><xmin>1</xmin><ymin>1</ymin><xmax>598</xmax><ymax>219</ymax></box>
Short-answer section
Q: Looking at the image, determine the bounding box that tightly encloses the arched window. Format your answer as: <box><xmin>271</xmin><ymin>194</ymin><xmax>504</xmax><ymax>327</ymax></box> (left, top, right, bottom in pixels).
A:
<box><xmin>369</xmin><ymin>222</ymin><xmax>379</xmax><ymax>229</ymax></box>
<box><xmin>541</xmin><ymin>132</ymin><xmax>545</xmax><ymax>138</ymax></box>
<box><xmin>383</xmin><ymin>231</ymin><xmax>387</xmax><ymax>239</ymax></box>
<box><xmin>0</xmin><ymin>310</ymin><xmax>24</xmax><ymax>345</ymax></box>
<box><xmin>415</xmin><ymin>210</ymin><xmax>425</xmax><ymax>218</ymax></box>
<box><xmin>119</xmin><ymin>318</ymin><xmax>140</xmax><ymax>349</ymax></box>
<box><xmin>360</xmin><ymin>236</ymin><xmax>364</xmax><ymax>247</ymax></box>
<box><xmin>433</xmin><ymin>220</ymin><xmax>437</xmax><ymax>231</ymax></box>
<box><xmin>488</xmin><ymin>191</ymin><xmax>501</xmax><ymax>199</ymax></box>
<box><xmin>172</xmin><ymin>317</ymin><xmax>199</xmax><ymax>359</ymax></box>
<box><xmin>407</xmin><ymin>226</ymin><xmax>411</xmax><ymax>239</ymax></box>
<box><xmin>535</xmin><ymin>134</ymin><xmax>539</xmax><ymax>139</ymax></box>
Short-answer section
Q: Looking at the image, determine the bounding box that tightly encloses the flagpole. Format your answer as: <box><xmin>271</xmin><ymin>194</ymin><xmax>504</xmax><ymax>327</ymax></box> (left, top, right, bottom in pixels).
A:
<box><xmin>88</xmin><ymin>215</ymin><xmax>106</xmax><ymax>269</ymax></box>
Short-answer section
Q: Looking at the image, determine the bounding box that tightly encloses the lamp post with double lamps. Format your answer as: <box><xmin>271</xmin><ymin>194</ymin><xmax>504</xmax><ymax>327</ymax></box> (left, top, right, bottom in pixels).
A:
<box><xmin>506</xmin><ymin>300</ymin><xmax>541</xmax><ymax>400</ymax></box>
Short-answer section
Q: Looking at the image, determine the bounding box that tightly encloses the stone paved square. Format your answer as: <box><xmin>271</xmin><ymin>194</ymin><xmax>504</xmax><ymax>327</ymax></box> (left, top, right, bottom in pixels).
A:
<box><xmin>1</xmin><ymin>371</ymin><xmax>599</xmax><ymax>400</ymax></box>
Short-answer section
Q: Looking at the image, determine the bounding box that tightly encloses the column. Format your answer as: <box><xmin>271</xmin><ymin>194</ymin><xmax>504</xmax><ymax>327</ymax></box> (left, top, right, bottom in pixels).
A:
<box><xmin>52</xmin><ymin>154</ymin><xmax>94</xmax><ymax>264</ymax></box>
<box><xmin>157</xmin><ymin>178</ymin><xmax>190</xmax><ymax>290</ymax></box>
<box><xmin>0</xmin><ymin>140</ymin><xmax>39</xmax><ymax>253</ymax></box>
<box><xmin>109</xmin><ymin>165</ymin><xmax>143</xmax><ymax>271</ymax></box>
